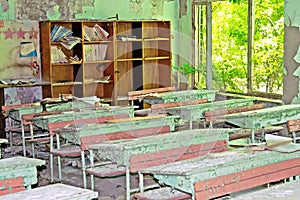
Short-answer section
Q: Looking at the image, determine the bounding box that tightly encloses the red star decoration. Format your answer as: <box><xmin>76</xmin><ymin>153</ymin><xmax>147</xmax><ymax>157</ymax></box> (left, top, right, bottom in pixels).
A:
<box><xmin>29</xmin><ymin>27</ymin><xmax>38</xmax><ymax>39</ymax></box>
<box><xmin>16</xmin><ymin>27</ymin><xmax>26</xmax><ymax>39</ymax></box>
<box><xmin>4</xmin><ymin>28</ymin><xmax>13</xmax><ymax>40</ymax></box>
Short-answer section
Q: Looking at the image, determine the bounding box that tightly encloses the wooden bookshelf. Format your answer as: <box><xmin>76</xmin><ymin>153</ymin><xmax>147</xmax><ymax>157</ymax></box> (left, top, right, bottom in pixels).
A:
<box><xmin>39</xmin><ymin>20</ymin><xmax>171</xmax><ymax>105</ymax></box>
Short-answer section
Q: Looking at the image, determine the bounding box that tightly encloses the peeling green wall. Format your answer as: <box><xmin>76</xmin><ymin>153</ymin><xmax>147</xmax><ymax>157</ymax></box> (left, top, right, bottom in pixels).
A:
<box><xmin>284</xmin><ymin>0</ymin><xmax>300</xmax><ymax>104</ymax></box>
<box><xmin>0</xmin><ymin>0</ymin><xmax>194</xmax><ymax>104</ymax></box>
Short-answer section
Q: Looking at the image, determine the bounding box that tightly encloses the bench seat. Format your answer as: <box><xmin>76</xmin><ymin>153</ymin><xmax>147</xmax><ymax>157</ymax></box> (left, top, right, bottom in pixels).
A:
<box><xmin>85</xmin><ymin>164</ymin><xmax>126</xmax><ymax>177</ymax></box>
<box><xmin>133</xmin><ymin>187</ymin><xmax>191</xmax><ymax>200</ymax></box>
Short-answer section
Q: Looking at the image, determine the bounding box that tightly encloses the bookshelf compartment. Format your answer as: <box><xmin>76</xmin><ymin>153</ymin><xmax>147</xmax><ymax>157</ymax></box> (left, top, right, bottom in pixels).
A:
<box><xmin>143</xmin><ymin>59</ymin><xmax>171</xmax><ymax>90</ymax></box>
<box><xmin>143</xmin><ymin>21</ymin><xmax>170</xmax><ymax>39</ymax></box>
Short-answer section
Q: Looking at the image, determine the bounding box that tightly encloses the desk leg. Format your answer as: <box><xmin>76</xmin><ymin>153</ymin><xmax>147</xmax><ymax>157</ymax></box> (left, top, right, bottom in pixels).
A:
<box><xmin>0</xmin><ymin>88</ymin><xmax>5</xmax><ymax>138</ymax></box>
<box><xmin>126</xmin><ymin>165</ymin><xmax>130</xmax><ymax>200</ymax></box>
<box><xmin>262</xmin><ymin>127</ymin><xmax>265</xmax><ymax>141</ymax></box>
<box><xmin>138</xmin><ymin>171</ymin><xmax>144</xmax><ymax>192</ymax></box>
<box><xmin>21</xmin><ymin>119</ymin><xmax>26</xmax><ymax>156</ymax></box>
<box><xmin>251</xmin><ymin>128</ymin><xmax>255</xmax><ymax>143</ymax></box>
<box><xmin>50</xmin><ymin>134</ymin><xmax>54</xmax><ymax>182</ymax></box>
<box><xmin>82</xmin><ymin>150</ymin><xmax>87</xmax><ymax>189</ymax></box>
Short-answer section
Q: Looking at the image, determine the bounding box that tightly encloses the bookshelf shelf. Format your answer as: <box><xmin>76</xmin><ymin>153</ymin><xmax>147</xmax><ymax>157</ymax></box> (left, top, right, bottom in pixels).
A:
<box><xmin>40</xmin><ymin>20</ymin><xmax>171</xmax><ymax>105</ymax></box>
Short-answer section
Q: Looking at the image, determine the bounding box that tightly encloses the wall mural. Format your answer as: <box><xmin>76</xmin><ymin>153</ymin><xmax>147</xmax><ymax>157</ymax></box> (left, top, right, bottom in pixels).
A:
<box><xmin>285</xmin><ymin>0</ymin><xmax>300</xmax><ymax>103</ymax></box>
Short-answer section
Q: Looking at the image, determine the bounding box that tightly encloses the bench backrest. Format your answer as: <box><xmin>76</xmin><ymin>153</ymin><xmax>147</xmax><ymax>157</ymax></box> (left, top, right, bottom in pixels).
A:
<box><xmin>287</xmin><ymin>118</ymin><xmax>300</xmax><ymax>143</ymax></box>
<box><xmin>129</xmin><ymin>139</ymin><xmax>227</xmax><ymax>172</ymax></box>
<box><xmin>204</xmin><ymin>103</ymin><xmax>264</xmax><ymax>122</ymax></box>
<box><xmin>287</xmin><ymin>118</ymin><xmax>300</xmax><ymax>133</ymax></box>
<box><xmin>48</xmin><ymin>114</ymin><xmax>130</xmax><ymax>135</ymax></box>
<box><xmin>104</xmin><ymin>114</ymin><xmax>166</xmax><ymax>123</ymax></box>
<box><xmin>151</xmin><ymin>98</ymin><xmax>208</xmax><ymax>113</ymax></box>
<box><xmin>80</xmin><ymin>125</ymin><xmax>171</xmax><ymax>151</ymax></box>
<box><xmin>124</xmin><ymin>128</ymin><xmax>231</xmax><ymax>172</ymax></box>
<box><xmin>128</xmin><ymin>87</ymin><xmax>175</xmax><ymax>101</ymax></box>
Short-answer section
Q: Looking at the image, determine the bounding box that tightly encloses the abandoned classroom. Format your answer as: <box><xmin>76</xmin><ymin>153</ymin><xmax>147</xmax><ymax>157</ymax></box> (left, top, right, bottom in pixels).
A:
<box><xmin>0</xmin><ymin>0</ymin><xmax>300</xmax><ymax>199</ymax></box>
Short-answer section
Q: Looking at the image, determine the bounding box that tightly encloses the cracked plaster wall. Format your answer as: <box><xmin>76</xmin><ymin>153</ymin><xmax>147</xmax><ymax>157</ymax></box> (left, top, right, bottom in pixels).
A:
<box><xmin>284</xmin><ymin>0</ymin><xmax>300</xmax><ymax>104</ymax></box>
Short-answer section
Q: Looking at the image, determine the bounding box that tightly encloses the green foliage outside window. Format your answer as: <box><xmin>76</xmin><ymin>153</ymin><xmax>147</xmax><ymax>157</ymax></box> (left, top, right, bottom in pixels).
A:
<box><xmin>196</xmin><ymin>0</ymin><xmax>284</xmax><ymax>94</ymax></box>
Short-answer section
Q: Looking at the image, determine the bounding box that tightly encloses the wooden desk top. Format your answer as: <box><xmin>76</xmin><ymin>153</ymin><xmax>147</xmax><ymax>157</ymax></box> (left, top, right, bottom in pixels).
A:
<box><xmin>0</xmin><ymin>183</ymin><xmax>98</xmax><ymax>200</ymax></box>
<box><xmin>0</xmin><ymin>156</ymin><xmax>45</xmax><ymax>170</ymax></box>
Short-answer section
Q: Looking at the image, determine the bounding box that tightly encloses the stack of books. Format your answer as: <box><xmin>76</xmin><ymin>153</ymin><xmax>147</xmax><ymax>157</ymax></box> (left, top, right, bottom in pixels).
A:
<box><xmin>50</xmin><ymin>25</ymin><xmax>73</xmax><ymax>42</ymax></box>
<box><xmin>84</xmin><ymin>24</ymin><xmax>109</xmax><ymax>41</ymax></box>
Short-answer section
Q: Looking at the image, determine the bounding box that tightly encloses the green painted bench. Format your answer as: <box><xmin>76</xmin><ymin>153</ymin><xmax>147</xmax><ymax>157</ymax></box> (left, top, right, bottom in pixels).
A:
<box><xmin>166</xmin><ymin>98</ymin><xmax>256</xmax><ymax>129</ymax></box>
<box><xmin>56</xmin><ymin>115</ymin><xmax>179</xmax><ymax>145</ymax></box>
<box><xmin>128</xmin><ymin>87</ymin><xmax>175</xmax><ymax>106</ymax></box>
<box><xmin>222</xmin><ymin>104</ymin><xmax>300</xmax><ymax>143</ymax></box>
<box><xmin>87</xmin><ymin>128</ymin><xmax>234</xmax><ymax>200</ymax></box>
<box><xmin>80</xmin><ymin>125</ymin><xmax>172</xmax><ymax>190</ymax></box>
<box><xmin>204</xmin><ymin>103</ymin><xmax>265</xmax><ymax>128</ymax></box>
<box><xmin>0</xmin><ymin>156</ymin><xmax>45</xmax><ymax>193</ymax></box>
<box><xmin>48</xmin><ymin>113</ymin><xmax>131</xmax><ymax>183</ymax></box>
<box><xmin>141</xmin><ymin>147</ymin><xmax>300</xmax><ymax>200</ymax></box>
<box><xmin>144</xmin><ymin>89</ymin><xmax>218</xmax><ymax>105</ymax></box>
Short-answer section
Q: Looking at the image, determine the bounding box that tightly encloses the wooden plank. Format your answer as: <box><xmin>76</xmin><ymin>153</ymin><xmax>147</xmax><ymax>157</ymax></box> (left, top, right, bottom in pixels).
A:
<box><xmin>194</xmin><ymin>158</ymin><xmax>300</xmax><ymax>199</ymax></box>
<box><xmin>144</xmin><ymin>149</ymin><xmax>300</xmax><ymax>196</ymax></box>
<box><xmin>32</xmin><ymin>106</ymin><xmax>134</xmax><ymax>130</ymax></box>
<box><xmin>287</xmin><ymin>118</ymin><xmax>300</xmax><ymax>132</ymax></box>
<box><xmin>0</xmin><ymin>177</ymin><xmax>25</xmax><ymax>196</ymax></box>
<box><xmin>158</xmin><ymin>90</ymin><xmax>218</xmax><ymax>103</ymax></box>
<box><xmin>48</xmin><ymin>114</ymin><xmax>130</xmax><ymax>135</ymax></box>
<box><xmin>88</xmin><ymin>128</ymin><xmax>232</xmax><ymax>168</ymax></box>
<box><xmin>105</xmin><ymin>114</ymin><xmax>166</xmax><ymax>123</ymax></box>
<box><xmin>80</xmin><ymin>125</ymin><xmax>171</xmax><ymax>151</ymax></box>
<box><xmin>222</xmin><ymin>104</ymin><xmax>300</xmax><ymax>129</ymax></box>
<box><xmin>170</xmin><ymin>98</ymin><xmax>256</xmax><ymax>122</ymax></box>
<box><xmin>204</xmin><ymin>103</ymin><xmax>264</xmax><ymax>122</ymax></box>
<box><xmin>57</xmin><ymin>115</ymin><xmax>178</xmax><ymax>144</ymax></box>
<box><xmin>151</xmin><ymin>99</ymin><xmax>208</xmax><ymax>112</ymax></box>
<box><xmin>130</xmin><ymin>140</ymin><xmax>227</xmax><ymax>172</ymax></box>
<box><xmin>128</xmin><ymin>87</ymin><xmax>175</xmax><ymax>100</ymax></box>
